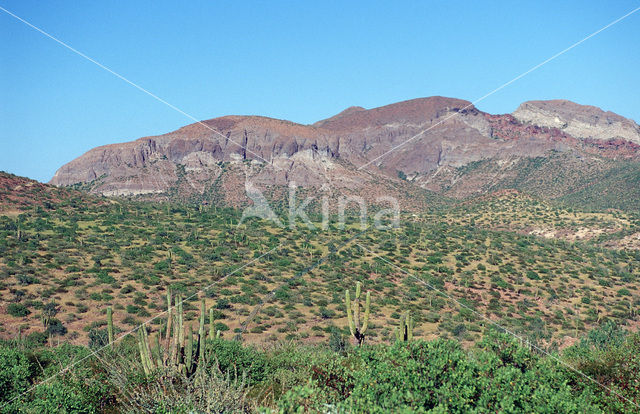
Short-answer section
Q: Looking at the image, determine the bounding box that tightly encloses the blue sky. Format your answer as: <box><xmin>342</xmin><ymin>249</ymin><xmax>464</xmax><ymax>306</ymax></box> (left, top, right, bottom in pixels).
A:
<box><xmin>1</xmin><ymin>1</ymin><xmax>639</xmax><ymax>182</ymax></box>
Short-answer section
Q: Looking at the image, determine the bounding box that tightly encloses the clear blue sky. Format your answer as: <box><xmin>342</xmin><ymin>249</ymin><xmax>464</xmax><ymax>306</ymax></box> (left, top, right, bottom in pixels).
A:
<box><xmin>1</xmin><ymin>1</ymin><xmax>639</xmax><ymax>183</ymax></box>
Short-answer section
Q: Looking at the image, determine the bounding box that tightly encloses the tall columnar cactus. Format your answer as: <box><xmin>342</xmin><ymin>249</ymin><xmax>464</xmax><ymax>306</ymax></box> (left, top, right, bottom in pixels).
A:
<box><xmin>395</xmin><ymin>311</ymin><xmax>414</xmax><ymax>342</ymax></box>
<box><xmin>134</xmin><ymin>291</ymin><xmax>212</xmax><ymax>377</ymax></box>
<box><xmin>154</xmin><ymin>333</ymin><xmax>163</xmax><ymax>367</ymax></box>
<box><xmin>164</xmin><ymin>290</ymin><xmax>173</xmax><ymax>360</ymax></box>
<box><xmin>106</xmin><ymin>306</ymin><xmax>114</xmax><ymax>348</ymax></box>
<box><xmin>138</xmin><ymin>325</ymin><xmax>154</xmax><ymax>375</ymax></box>
<box><xmin>184</xmin><ymin>324</ymin><xmax>194</xmax><ymax>374</ymax></box>
<box><xmin>177</xmin><ymin>295</ymin><xmax>184</xmax><ymax>347</ymax></box>
<box><xmin>345</xmin><ymin>281</ymin><xmax>370</xmax><ymax>345</ymax></box>
<box><xmin>196</xmin><ymin>299</ymin><xmax>206</xmax><ymax>374</ymax></box>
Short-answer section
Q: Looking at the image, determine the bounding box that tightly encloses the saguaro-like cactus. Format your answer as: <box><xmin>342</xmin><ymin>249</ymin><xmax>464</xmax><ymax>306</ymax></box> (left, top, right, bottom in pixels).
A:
<box><xmin>395</xmin><ymin>311</ymin><xmax>414</xmax><ymax>342</ymax></box>
<box><xmin>345</xmin><ymin>281</ymin><xmax>370</xmax><ymax>346</ymax></box>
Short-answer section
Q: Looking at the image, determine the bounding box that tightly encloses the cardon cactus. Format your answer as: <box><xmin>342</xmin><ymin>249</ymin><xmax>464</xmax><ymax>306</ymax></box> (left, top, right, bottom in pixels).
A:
<box><xmin>395</xmin><ymin>311</ymin><xmax>414</xmax><ymax>342</ymax></box>
<box><xmin>345</xmin><ymin>281</ymin><xmax>370</xmax><ymax>345</ymax></box>
<box><xmin>132</xmin><ymin>291</ymin><xmax>213</xmax><ymax>377</ymax></box>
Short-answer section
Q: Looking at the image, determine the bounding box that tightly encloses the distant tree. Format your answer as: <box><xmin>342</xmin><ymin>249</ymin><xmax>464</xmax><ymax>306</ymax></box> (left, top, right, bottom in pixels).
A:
<box><xmin>45</xmin><ymin>319</ymin><xmax>67</xmax><ymax>336</ymax></box>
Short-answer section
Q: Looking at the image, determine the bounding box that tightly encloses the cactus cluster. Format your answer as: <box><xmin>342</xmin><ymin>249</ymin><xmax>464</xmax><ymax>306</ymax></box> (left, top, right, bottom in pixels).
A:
<box><xmin>108</xmin><ymin>291</ymin><xmax>221</xmax><ymax>377</ymax></box>
<box><xmin>345</xmin><ymin>281</ymin><xmax>370</xmax><ymax>345</ymax></box>
<box><xmin>395</xmin><ymin>311</ymin><xmax>413</xmax><ymax>342</ymax></box>
<box><xmin>142</xmin><ymin>292</ymin><xmax>213</xmax><ymax>376</ymax></box>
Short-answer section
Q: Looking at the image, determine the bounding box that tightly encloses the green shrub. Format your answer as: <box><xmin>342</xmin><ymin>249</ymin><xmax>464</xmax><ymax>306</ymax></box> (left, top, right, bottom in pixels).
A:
<box><xmin>26</xmin><ymin>345</ymin><xmax>114</xmax><ymax>412</ymax></box>
<box><xmin>207</xmin><ymin>339</ymin><xmax>270</xmax><ymax>385</ymax></box>
<box><xmin>7</xmin><ymin>303</ymin><xmax>30</xmax><ymax>317</ymax></box>
<box><xmin>16</xmin><ymin>274</ymin><xmax>39</xmax><ymax>285</ymax></box>
<box><xmin>46</xmin><ymin>319</ymin><xmax>67</xmax><ymax>336</ymax></box>
<box><xmin>0</xmin><ymin>345</ymin><xmax>32</xmax><ymax>408</ymax></box>
<box><xmin>26</xmin><ymin>331</ymin><xmax>48</xmax><ymax>346</ymax></box>
<box><xmin>526</xmin><ymin>270</ymin><xmax>540</xmax><ymax>280</ymax></box>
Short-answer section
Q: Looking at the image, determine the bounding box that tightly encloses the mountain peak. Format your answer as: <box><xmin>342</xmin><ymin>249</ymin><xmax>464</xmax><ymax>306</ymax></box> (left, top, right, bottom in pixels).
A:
<box><xmin>315</xmin><ymin>96</ymin><xmax>475</xmax><ymax>130</ymax></box>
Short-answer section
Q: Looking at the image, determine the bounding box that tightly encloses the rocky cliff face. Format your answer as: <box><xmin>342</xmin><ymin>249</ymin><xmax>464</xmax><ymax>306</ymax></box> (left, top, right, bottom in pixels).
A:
<box><xmin>513</xmin><ymin>100</ymin><xmax>640</xmax><ymax>144</ymax></box>
<box><xmin>50</xmin><ymin>97</ymin><xmax>640</xmax><ymax>203</ymax></box>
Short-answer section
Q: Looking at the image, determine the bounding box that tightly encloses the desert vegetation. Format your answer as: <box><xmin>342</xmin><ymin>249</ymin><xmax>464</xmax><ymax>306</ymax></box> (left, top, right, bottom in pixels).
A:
<box><xmin>1</xmin><ymin>317</ymin><xmax>640</xmax><ymax>412</ymax></box>
<box><xmin>1</xmin><ymin>172</ymin><xmax>640</xmax><ymax>412</ymax></box>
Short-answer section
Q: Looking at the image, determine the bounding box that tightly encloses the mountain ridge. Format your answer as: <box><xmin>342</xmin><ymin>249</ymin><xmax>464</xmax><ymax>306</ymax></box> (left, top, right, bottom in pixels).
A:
<box><xmin>49</xmin><ymin>96</ymin><xmax>640</xmax><ymax>209</ymax></box>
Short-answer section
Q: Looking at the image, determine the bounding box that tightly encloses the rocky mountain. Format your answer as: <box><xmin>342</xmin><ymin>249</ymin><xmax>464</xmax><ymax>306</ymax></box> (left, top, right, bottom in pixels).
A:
<box><xmin>50</xmin><ymin>97</ymin><xmax>640</xmax><ymax>209</ymax></box>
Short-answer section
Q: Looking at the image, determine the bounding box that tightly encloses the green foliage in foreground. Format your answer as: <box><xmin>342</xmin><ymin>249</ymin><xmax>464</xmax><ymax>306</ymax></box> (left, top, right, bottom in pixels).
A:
<box><xmin>1</xmin><ymin>325</ymin><xmax>639</xmax><ymax>413</ymax></box>
<box><xmin>0</xmin><ymin>343</ymin><xmax>114</xmax><ymax>413</ymax></box>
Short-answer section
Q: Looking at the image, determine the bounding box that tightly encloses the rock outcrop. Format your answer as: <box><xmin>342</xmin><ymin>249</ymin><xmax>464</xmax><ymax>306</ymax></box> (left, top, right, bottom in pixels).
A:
<box><xmin>513</xmin><ymin>100</ymin><xmax>640</xmax><ymax>144</ymax></box>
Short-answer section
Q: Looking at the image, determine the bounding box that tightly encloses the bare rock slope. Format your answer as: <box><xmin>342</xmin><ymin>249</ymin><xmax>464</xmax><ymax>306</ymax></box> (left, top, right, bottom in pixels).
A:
<box><xmin>513</xmin><ymin>100</ymin><xmax>640</xmax><ymax>144</ymax></box>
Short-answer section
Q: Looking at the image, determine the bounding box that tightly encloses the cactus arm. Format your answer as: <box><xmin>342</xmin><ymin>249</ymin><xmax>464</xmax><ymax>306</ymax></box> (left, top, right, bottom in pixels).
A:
<box><xmin>185</xmin><ymin>325</ymin><xmax>193</xmax><ymax>373</ymax></box>
<box><xmin>137</xmin><ymin>333</ymin><xmax>150</xmax><ymax>375</ymax></box>
<box><xmin>154</xmin><ymin>333</ymin><xmax>163</xmax><ymax>367</ymax></box>
<box><xmin>354</xmin><ymin>283</ymin><xmax>361</xmax><ymax>332</ymax></box>
<box><xmin>354</xmin><ymin>295</ymin><xmax>360</xmax><ymax>333</ymax></box>
<box><xmin>361</xmin><ymin>291</ymin><xmax>370</xmax><ymax>334</ymax></box>
<box><xmin>198</xmin><ymin>299</ymin><xmax>206</xmax><ymax>368</ymax></box>
<box><xmin>345</xmin><ymin>290</ymin><xmax>356</xmax><ymax>337</ymax></box>
<box><xmin>138</xmin><ymin>327</ymin><xmax>153</xmax><ymax>375</ymax></box>
<box><xmin>106</xmin><ymin>306</ymin><xmax>114</xmax><ymax>348</ymax></box>
<box><xmin>142</xmin><ymin>325</ymin><xmax>155</xmax><ymax>371</ymax></box>
<box><xmin>407</xmin><ymin>315</ymin><xmax>413</xmax><ymax>341</ymax></box>
<box><xmin>165</xmin><ymin>290</ymin><xmax>172</xmax><ymax>341</ymax></box>
<box><xmin>164</xmin><ymin>294</ymin><xmax>172</xmax><ymax>366</ymax></box>
<box><xmin>209</xmin><ymin>308</ymin><xmax>215</xmax><ymax>339</ymax></box>
<box><xmin>178</xmin><ymin>295</ymin><xmax>184</xmax><ymax>347</ymax></box>
<box><xmin>164</xmin><ymin>301</ymin><xmax>172</xmax><ymax>363</ymax></box>
<box><xmin>199</xmin><ymin>299</ymin><xmax>206</xmax><ymax>335</ymax></box>
<box><xmin>170</xmin><ymin>296</ymin><xmax>180</xmax><ymax>366</ymax></box>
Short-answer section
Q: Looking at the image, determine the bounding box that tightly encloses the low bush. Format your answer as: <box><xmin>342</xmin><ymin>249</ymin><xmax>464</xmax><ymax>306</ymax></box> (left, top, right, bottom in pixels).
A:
<box><xmin>6</xmin><ymin>303</ymin><xmax>30</xmax><ymax>317</ymax></box>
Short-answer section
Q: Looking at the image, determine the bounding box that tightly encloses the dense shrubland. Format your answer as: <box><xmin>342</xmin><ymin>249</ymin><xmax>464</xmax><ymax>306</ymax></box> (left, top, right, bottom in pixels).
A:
<box><xmin>1</xmin><ymin>324</ymin><xmax>639</xmax><ymax>413</ymax></box>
